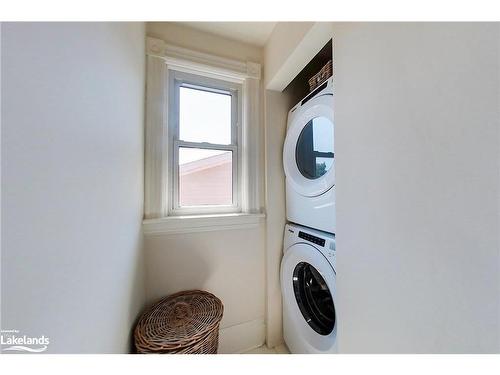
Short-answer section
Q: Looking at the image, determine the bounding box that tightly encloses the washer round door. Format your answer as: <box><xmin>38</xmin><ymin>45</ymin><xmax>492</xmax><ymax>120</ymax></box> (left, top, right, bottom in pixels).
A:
<box><xmin>281</xmin><ymin>242</ymin><xmax>337</xmax><ymax>351</ymax></box>
<box><xmin>283</xmin><ymin>94</ymin><xmax>335</xmax><ymax>197</ymax></box>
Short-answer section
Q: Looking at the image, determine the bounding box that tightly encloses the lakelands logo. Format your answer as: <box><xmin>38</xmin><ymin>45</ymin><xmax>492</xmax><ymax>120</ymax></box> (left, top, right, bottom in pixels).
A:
<box><xmin>1</xmin><ymin>329</ymin><xmax>50</xmax><ymax>353</ymax></box>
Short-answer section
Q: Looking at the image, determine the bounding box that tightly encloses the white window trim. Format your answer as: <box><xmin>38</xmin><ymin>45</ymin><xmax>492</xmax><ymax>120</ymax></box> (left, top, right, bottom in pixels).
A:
<box><xmin>143</xmin><ymin>37</ymin><xmax>264</xmax><ymax>234</ymax></box>
<box><xmin>168</xmin><ymin>71</ymin><xmax>242</xmax><ymax>216</ymax></box>
<box><xmin>143</xmin><ymin>213</ymin><xmax>266</xmax><ymax>236</ymax></box>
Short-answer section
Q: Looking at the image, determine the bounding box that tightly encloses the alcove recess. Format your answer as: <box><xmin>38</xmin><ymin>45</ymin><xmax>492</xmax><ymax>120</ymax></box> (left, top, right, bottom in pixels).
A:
<box><xmin>283</xmin><ymin>39</ymin><xmax>333</xmax><ymax>105</ymax></box>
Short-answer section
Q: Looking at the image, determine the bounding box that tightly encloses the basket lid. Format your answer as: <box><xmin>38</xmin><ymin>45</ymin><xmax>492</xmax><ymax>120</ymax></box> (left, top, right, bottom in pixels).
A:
<box><xmin>134</xmin><ymin>290</ymin><xmax>223</xmax><ymax>352</ymax></box>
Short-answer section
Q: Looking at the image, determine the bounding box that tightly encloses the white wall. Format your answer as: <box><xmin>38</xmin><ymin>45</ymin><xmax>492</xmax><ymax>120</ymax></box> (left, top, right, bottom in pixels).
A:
<box><xmin>333</xmin><ymin>22</ymin><xmax>500</xmax><ymax>353</ymax></box>
<box><xmin>144</xmin><ymin>226</ymin><xmax>266</xmax><ymax>353</ymax></box>
<box><xmin>143</xmin><ymin>22</ymin><xmax>267</xmax><ymax>354</ymax></box>
<box><xmin>147</xmin><ymin>22</ymin><xmax>263</xmax><ymax>63</ymax></box>
<box><xmin>1</xmin><ymin>22</ymin><xmax>146</xmax><ymax>353</ymax></box>
<box><xmin>263</xmin><ymin>90</ymin><xmax>290</xmax><ymax>348</ymax></box>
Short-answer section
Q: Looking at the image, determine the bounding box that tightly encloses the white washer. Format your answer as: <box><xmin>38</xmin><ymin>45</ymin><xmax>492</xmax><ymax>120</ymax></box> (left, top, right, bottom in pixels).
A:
<box><xmin>283</xmin><ymin>78</ymin><xmax>335</xmax><ymax>234</ymax></box>
<box><xmin>281</xmin><ymin>223</ymin><xmax>337</xmax><ymax>354</ymax></box>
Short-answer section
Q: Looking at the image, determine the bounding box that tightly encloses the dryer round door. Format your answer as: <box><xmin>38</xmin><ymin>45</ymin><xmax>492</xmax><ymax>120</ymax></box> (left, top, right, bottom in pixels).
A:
<box><xmin>281</xmin><ymin>243</ymin><xmax>337</xmax><ymax>350</ymax></box>
<box><xmin>283</xmin><ymin>94</ymin><xmax>335</xmax><ymax>197</ymax></box>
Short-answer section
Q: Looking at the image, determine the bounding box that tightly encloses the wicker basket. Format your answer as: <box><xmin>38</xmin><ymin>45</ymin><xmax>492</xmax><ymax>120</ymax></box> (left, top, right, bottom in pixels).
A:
<box><xmin>134</xmin><ymin>290</ymin><xmax>224</xmax><ymax>354</ymax></box>
<box><xmin>308</xmin><ymin>60</ymin><xmax>333</xmax><ymax>92</ymax></box>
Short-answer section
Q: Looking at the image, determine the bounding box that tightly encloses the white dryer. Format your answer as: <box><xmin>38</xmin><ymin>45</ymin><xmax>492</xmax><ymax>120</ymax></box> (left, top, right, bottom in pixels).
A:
<box><xmin>281</xmin><ymin>223</ymin><xmax>337</xmax><ymax>354</ymax></box>
<box><xmin>283</xmin><ymin>78</ymin><xmax>335</xmax><ymax>234</ymax></box>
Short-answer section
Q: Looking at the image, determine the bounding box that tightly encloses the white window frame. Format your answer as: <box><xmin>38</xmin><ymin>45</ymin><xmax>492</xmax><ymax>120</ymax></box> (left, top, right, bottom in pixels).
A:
<box><xmin>168</xmin><ymin>70</ymin><xmax>243</xmax><ymax>215</ymax></box>
<box><xmin>143</xmin><ymin>37</ymin><xmax>264</xmax><ymax>233</ymax></box>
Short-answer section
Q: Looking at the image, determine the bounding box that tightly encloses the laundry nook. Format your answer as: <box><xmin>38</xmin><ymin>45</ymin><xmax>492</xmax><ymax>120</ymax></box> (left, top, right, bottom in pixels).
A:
<box><xmin>1</xmin><ymin>19</ymin><xmax>500</xmax><ymax>361</ymax></box>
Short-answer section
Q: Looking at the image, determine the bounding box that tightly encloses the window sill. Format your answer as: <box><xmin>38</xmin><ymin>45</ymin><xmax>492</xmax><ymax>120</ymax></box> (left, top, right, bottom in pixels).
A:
<box><xmin>142</xmin><ymin>212</ymin><xmax>266</xmax><ymax>236</ymax></box>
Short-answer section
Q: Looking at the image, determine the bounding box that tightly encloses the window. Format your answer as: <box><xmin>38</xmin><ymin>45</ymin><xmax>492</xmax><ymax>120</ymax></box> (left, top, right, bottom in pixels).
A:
<box><xmin>143</xmin><ymin>39</ymin><xmax>262</xmax><ymax>226</ymax></box>
<box><xmin>168</xmin><ymin>71</ymin><xmax>242</xmax><ymax>215</ymax></box>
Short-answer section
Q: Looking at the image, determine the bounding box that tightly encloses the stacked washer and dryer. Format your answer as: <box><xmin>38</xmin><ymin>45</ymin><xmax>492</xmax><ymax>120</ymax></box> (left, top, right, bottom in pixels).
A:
<box><xmin>280</xmin><ymin>77</ymin><xmax>337</xmax><ymax>354</ymax></box>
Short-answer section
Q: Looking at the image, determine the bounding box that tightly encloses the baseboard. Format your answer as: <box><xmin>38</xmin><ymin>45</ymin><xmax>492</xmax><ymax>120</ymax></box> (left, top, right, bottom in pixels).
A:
<box><xmin>218</xmin><ymin>318</ymin><xmax>266</xmax><ymax>354</ymax></box>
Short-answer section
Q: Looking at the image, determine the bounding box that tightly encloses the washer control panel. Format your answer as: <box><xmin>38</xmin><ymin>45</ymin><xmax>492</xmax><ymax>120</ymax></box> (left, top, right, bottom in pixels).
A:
<box><xmin>325</xmin><ymin>241</ymin><xmax>336</xmax><ymax>263</ymax></box>
<box><xmin>298</xmin><ymin>231</ymin><xmax>325</xmax><ymax>247</ymax></box>
<box><xmin>285</xmin><ymin>223</ymin><xmax>336</xmax><ymax>269</ymax></box>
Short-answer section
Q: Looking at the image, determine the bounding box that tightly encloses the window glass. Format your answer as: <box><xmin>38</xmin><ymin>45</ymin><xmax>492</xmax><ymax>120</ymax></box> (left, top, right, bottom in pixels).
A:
<box><xmin>295</xmin><ymin>117</ymin><xmax>334</xmax><ymax>179</ymax></box>
<box><xmin>179</xmin><ymin>86</ymin><xmax>232</xmax><ymax>145</ymax></box>
<box><xmin>178</xmin><ymin>147</ymin><xmax>233</xmax><ymax>207</ymax></box>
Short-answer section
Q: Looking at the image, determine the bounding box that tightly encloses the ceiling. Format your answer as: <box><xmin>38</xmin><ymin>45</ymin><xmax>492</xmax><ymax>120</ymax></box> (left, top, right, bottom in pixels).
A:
<box><xmin>179</xmin><ymin>22</ymin><xmax>277</xmax><ymax>47</ymax></box>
